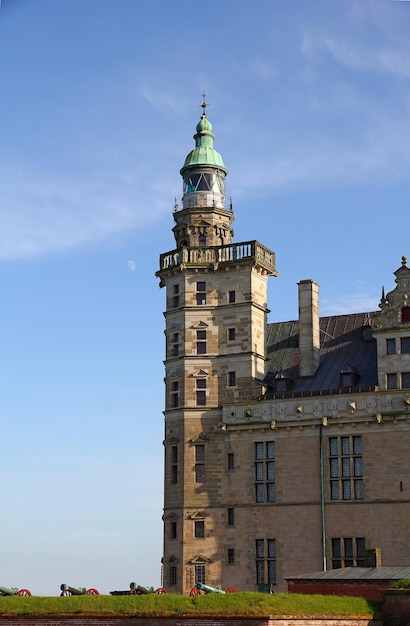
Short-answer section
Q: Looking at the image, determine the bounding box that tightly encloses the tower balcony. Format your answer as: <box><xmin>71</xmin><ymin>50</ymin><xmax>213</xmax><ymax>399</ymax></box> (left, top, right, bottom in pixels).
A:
<box><xmin>157</xmin><ymin>240</ymin><xmax>278</xmax><ymax>278</ymax></box>
<box><xmin>174</xmin><ymin>192</ymin><xmax>232</xmax><ymax>214</ymax></box>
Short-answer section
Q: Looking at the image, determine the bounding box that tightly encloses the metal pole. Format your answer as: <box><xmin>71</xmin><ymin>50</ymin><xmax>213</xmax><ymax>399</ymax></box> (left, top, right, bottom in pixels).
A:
<box><xmin>320</xmin><ymin>423</ymin><xmax>327</xmax><ymax>571</ymax></box>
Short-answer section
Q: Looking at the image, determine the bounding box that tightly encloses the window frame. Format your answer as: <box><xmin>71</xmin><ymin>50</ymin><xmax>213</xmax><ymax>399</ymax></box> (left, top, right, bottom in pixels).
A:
<box><xmin>196</xmin><ymin>378</ymin><xmax>206</xmax><ymax>406</ymax></box>
<box><xmin>329</xmin><ymin>436</ymin><xmax>363</xmax><ymax>501</ymax></box>
<box><xmin>194</xmin><ymin>520</ymin><xmax>205</xmax><ymax>538</ymax></box>
<box><xmin>196</xmin><ymin>281</ymin><xmax>206</xmax><ymax>305</ymax></box>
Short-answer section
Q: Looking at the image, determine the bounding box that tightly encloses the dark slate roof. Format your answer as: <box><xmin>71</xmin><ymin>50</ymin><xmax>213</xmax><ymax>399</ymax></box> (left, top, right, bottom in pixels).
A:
<box><xmin>286</xmin><ymin>567</ymin><xmax>410</xmax><ymax>581</ymax></box>
<box><xmin>264</xmin><ymin>313</ymin><xmax>378</xmax><ymax>397</ymax></box>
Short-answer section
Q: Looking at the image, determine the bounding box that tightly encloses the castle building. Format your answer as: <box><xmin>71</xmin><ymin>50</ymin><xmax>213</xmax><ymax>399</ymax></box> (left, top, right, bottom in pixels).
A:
<box><xmin>156</xmin><ymin>100</ymin><xmax>410</xmax><ymax>594</ymax></box>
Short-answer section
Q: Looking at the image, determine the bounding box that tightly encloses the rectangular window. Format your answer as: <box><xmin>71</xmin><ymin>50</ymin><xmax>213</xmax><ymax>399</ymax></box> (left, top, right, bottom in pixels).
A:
<box><xmin>255</xmin><ymin>539</ymin><xmax>276</xmax><ymax>585</ymax></box>
<box><xmin>196</xmin><ymin>330</ymin><xmax>207</xmax><ymax>354</ymax></box>
<box><xmin>172</xmin><ymin>332</ymin><xmax>179</xmax><ymax>357</ymax></box>
<box><xmin>169</xmin><ymin>564</ymin><xmax>177</xmax><ymax>586</ymax></box>
<box><xmin>171</xmin><ymin>381</ymin><xmax>179</xmax><ymax>408</ymax></box>
<box><xmin>195</xmin><ymin>444</ymin><xmax>205</xmax><ymax>483</ymax></box>
<box><xmin>171</xmin><ymin>445</ymin><xmax>178</xmax><ymax>484</ymax></box>
<box><xmin>228</xmin><ymin>371</ymin><xmax>236</xmax><ymax>386</ymax></box>
<box><xmin>387</xmin><ymin>373</ymin><xmax>398</xmax><ymax>390</ymax></box>
<box><xmin>196</xmin><ymin>379</ymin><xmax>206</xmax><ymax>406</ymax></box>
<box><xmin>227</xmin><ymin>452</ymin><xmax>235</xmax><ymax>471</ymax></box>
<box><xmin>196</xmin><ymin>281</ymin><xmax>206</xmax><ymax>305</ymax></box>
<box><xmin>172</xmin><ymin>284</ymin><xmax>179</xmax><ymax>308</ymax></box>
<box><xmin>329</xmin><ymin>436</ymin><xmax>363</xmax><ymax>501</ymax></box>
<box><xmin>228</xmin><ymin>548</ymin><xmax>235</xmax><ymax>564</ymax></box>
<box><xmin>228</xmin><ymin>290</ymin><xmax>236</xmax><ymax>303</ymax></box>
<box><xmin>194</xmin><ymin>520</ymin><xmax>205</xmax><ymax>538</ymax></box>
<box><xmin>386</xmin><ymin>338</ymin><xmax>396</xmax><ymax>355</ymax></box>
<box><xmin>402</xmin><ymin>372</ymin><xmax>410</xmax><ymax>388</ymax></box>
<box><xmin>194</xmin><ymin>564</ymin><xmax>206</xmax><ymax>585</ymax></box>
<box><xmin>170</xmin><ymin>521</ymin><xmax>177</xmax><ymax>539</ymax></box>
<box><xmin>331</xmin><ymin>537</ymin><xmax>366</xmax><ymax>568</ymax></box>
<box><xmin>255</xmin><ymin>441</ymin><xmax>275</xmax><ymax>503</ymax></box>
<box><xmin>401</xmin><ymin>337</ymin><xmax>410</xmax><ymax>353</ymax></box>
<box><xmin>341</xmin><ymin>373</ymin><xmax>353</xmax><ymax>387</ymax></box>
<box><xmin>227</xmin><ymin>508</ymin><xmax>235</xmax><ymax>526</ymax></box>
<box><xmin>228</xmin><ymin>328</ymin><xmax>236</xmax><ymax>341</ymax></box>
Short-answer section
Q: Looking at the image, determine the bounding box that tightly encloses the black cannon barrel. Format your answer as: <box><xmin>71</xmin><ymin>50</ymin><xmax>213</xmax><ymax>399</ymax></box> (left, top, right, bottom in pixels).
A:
<box><xmin>109</xmin><ymin>590</ymin><xmax>131</xmax><ymax>596</ymax></box>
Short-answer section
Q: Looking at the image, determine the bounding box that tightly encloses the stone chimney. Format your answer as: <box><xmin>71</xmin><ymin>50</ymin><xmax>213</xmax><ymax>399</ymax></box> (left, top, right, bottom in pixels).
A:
<box><xmin>298</xmin><ymin>280</ymin><xmax>320</xmax><ymax>377</ymax></box>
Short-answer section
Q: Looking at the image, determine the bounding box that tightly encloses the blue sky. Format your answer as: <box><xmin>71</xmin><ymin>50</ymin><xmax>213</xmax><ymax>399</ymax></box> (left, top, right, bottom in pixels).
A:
<box><xmin>0</xmin><ymin>0</ymin><xmax>409</xmax><ymax>596</ymax></box>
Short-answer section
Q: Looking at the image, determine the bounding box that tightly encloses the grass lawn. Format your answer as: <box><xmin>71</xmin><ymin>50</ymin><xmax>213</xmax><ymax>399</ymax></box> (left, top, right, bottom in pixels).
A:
<box><xmin>0</xmin><ymin>592</ymin><xmax>382</xmax><ymax>617</ymax></box>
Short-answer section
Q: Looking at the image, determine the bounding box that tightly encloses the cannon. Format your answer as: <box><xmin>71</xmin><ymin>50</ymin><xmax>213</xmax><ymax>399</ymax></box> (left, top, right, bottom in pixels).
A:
<box><xmin>130</xmin><ymin>582</ymin><xmax>167</xmax><ymax>595</ymax></box>
<box><xmin>109</xmin><ymin>582</ymin><xmax>167</xmax><ymax>596</ymax></box>
<box><xmin>0</xmin><ymin>585</ymin><xmax>31</xmax><ymax>597</ymax></box>
<box><xmin>190</xmin><ymin>582</ymin><xmax>237</xmax><ymax>596</ymax></box>
<box><xmin>60</xmin><ymin>584</ymin><xmax>99</xmax><ymax>596</ymax></box>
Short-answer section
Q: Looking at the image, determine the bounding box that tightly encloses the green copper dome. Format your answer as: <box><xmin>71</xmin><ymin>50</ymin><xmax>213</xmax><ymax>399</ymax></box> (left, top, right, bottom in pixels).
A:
<box><xmin>180</xmin><ymin>111</ymin><xmax>228</xmax><ymax>176</ymax></box>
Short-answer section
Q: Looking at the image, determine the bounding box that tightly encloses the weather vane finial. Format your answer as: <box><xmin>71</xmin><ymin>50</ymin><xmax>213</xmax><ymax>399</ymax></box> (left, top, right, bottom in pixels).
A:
<box><xmin>201</xmin><ymin>90</ymin><xmax>208</xmax><ymax>116</ymax></box>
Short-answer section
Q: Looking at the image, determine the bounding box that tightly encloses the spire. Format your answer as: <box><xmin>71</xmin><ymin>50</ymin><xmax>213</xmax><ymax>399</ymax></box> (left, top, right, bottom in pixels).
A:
<box><xmin>180</xmin><ymin>95</ymin><xmax>228</xmax><ymax>175</ymax></box>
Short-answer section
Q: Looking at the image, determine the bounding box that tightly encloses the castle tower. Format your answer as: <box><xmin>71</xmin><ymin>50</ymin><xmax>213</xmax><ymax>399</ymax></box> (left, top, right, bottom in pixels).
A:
<box><xmin>156</xmin><ymin>99</ymin><xmax>277</xmax><ymax>594</ymax></box>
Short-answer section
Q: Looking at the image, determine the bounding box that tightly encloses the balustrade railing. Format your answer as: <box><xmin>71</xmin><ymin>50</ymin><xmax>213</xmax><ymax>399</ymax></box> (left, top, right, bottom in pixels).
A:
<box><xmin>158</xmin><ymin>241</ymin><xmax>276</xmax><ymax>274</ymax></box>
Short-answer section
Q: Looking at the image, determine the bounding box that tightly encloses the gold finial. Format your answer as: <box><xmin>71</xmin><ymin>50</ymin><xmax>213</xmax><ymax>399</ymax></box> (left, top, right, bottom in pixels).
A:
<box><xmin>200</xmin><ymin>90</ymin><xmax>208</xmax><ymax>116</ymax></box>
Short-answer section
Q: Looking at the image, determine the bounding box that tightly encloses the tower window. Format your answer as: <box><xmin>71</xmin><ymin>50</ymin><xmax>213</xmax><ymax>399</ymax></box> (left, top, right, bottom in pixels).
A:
<box><xmin>228</xmin><ymin>328</ymin><xmax>236</xmax><ymax>341</ymax></box>
<box><xmin>169</xmin><ymin>564</ymin><xmax>177</xmax><ymax>586</ymax></box>
<box><xmin>196</xmin><ymin>330</ymin><xmax>207</xmax><ymax>354</ymax></box>
<box><xmin>228</xmin><ymin>548</ymin><xmax>235</xmax><ymax>564</ymax></box>
<box><xmin>171</xmin><ymin>381</ymin><xmax>179</xmax><ymax>408</ymax></box>
<box><xmin>194</xmin><ymin>520</ymin><xmax>205</xmax><ymax>538</ymax></box>
<box><xmin>196</xmin><ymin>379</ymin><xmax>206</xmax><ymax>406</ymax></box>
<box><xmin>170</xmin><ymin>521</ymin><xmax>177</xmax><ymax>539</ymax></box>
<box><xmin>227</xmin><ymin>452</ymin><xmax>235</xmax><ymax>471</ymax></box>
<box><xmin>194</xmin><ymin>564</ymin><xmax>206</xmax><ymax>585</ymax></box>
<box><xmin>227</xmin><ymin>508</ymin><xmax>235</xmax><ymax>526</ymax></box>
<box><xmin>172</xmin><ymin>332</ymin><xmax>179</xmax><ymax>357</ymax></box>
<box><xmin>195</xmin><ymin>444</ymin><xmax>205</xmax><ymax>483</ymax></box>
<box><xmin>199</xmin><ymin>233</ymin><xmax>206</xmax><ymax>246</ymax></box>
<box><xmin>228</xmin><ymin>290</ymin><xmax>236</xmax><ymax>303</ymax></box>
<box><xmin>386</xmin><ymin>338</ymin><xmax>396</xmax><ymax>355</ymax></box>
<box><xmin>171</xmin><ymin>445</ymin><xmax>178</xmax><ymax>484</ymax></box>
<box><xmin>196</xmin><ymin>282</ymin><xmax>206</xmax><ymax>305</ymax></box>
<box><xmin>228</xmin><ymin>371</ymin><xmax>236</xmax><ymax>387</ymax></box>
<box><xmin>173</xmin><ymin>284</ymin><xmax>179</xmax><ymax>308</ymax></box>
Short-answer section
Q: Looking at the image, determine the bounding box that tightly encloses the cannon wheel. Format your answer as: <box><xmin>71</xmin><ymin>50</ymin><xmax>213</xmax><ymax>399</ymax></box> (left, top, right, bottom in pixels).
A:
<box><xmin>85</xmin><ymin>588</ymin><xmax>99</xmax><ymax>595</ymax></box>
<box><xmin>189</xmin><ymin>587</ymin><xmax>202</xmax><ymax>596</ymax></box>
<box><xmin>155</xmin><ymin>587</ymin><xmax>168</xmax><ymax>594</ymax></box>
<box><xmin>16</xmin><ymin>589</ymin><xmax>32</xmax><ymax>596</ymax></box>
<box><xmin>226</xmin><ymin>587</ymin><xmax>237</xmax><ymax>593</ymax></box>
<box><xmin>61</xmin><ymin>590</ymin><xmax>71</xmax><ymax>596</ymax></box>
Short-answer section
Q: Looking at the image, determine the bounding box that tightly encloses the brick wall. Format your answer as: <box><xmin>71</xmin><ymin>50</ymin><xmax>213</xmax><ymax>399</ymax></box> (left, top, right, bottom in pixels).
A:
<box><xmin>287</xmin><ymin>579</ymin><xmax>390</xmax><ymax>602</ymax></box>
<box><xmin>0</xmin><ymin>618</ymin><xmax>383</xmax><ymax>626</ymax></box>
